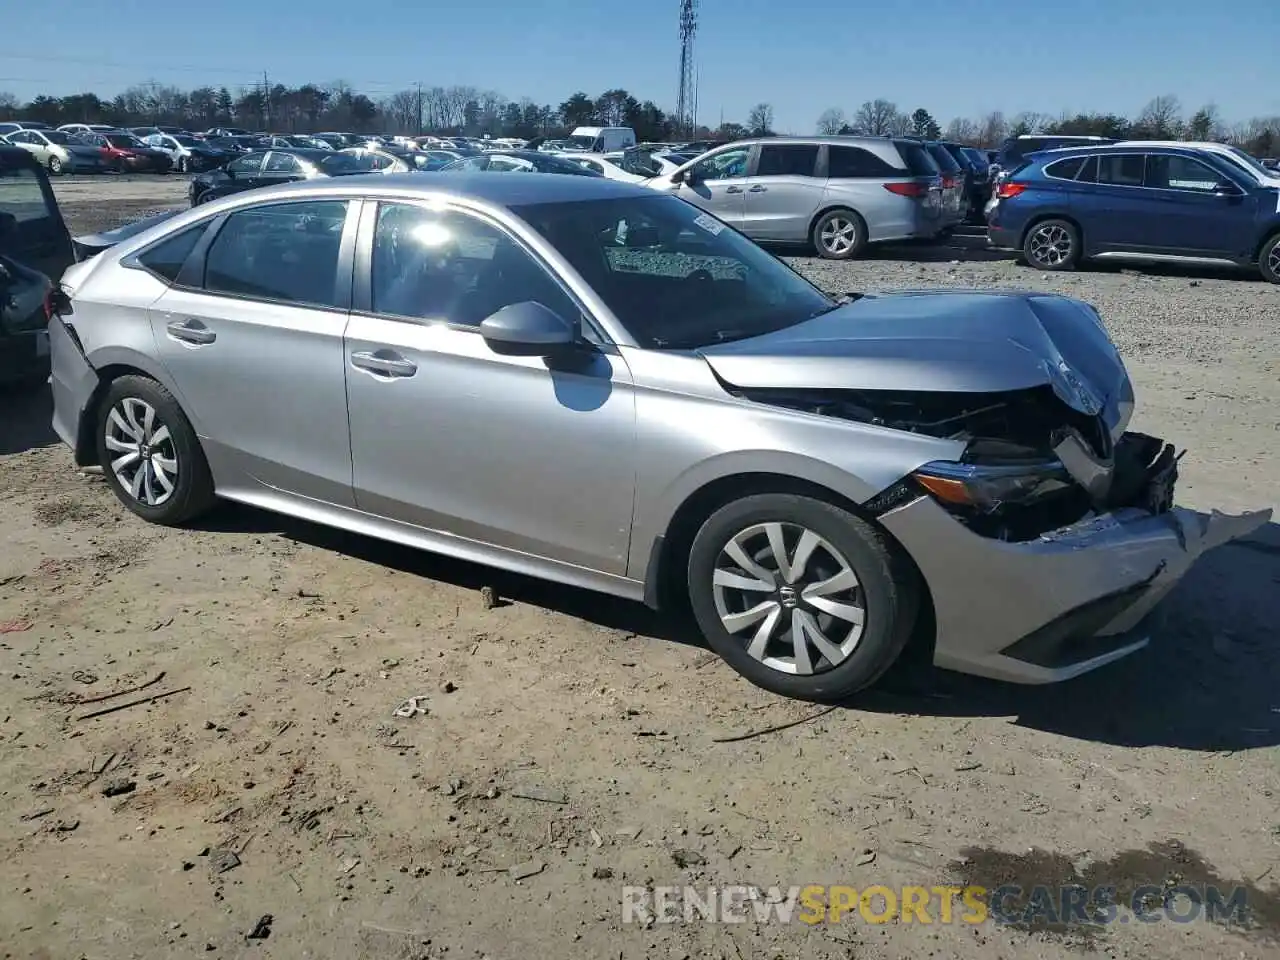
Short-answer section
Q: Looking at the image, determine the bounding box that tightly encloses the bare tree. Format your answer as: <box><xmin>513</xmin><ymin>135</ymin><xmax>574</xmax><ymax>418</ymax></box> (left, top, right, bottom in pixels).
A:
<box><xmin>0</xmin><ymin>91</ymin><xmax>18</xmax><ymax>118</ymax></box>
<box><xmin>978</xmin><ymin>110</ymin><xmax>1007</xmax><ymax>147</ymax></box>
<box><xmin>747</xmin><ymin>102</ymin><xmax>774</xmax><ymax>136</ymax></box>
<box><xmin>944</xmin><ymin>116</ymin><xmax>978</xmax><ymax>143</ymax></box>
<box><xmin>816</xmin><ymin>107</ymin><xmax>846</xmax><ymax>135</ymax></box>
<box><xmin>383</xmin><ymin>90</ymin><xmax>419</xmax><ymax>133</ymax></box>
<box><xmin>1008</xmin><ymin>111</ymin><xmax>1048</xmax><ymax>137</ymax></box>
<box><xmin>851</xmin><ymin>99</ymin><xmax>901</xmax><ymax>136</ymax></box>
<box><xmin>1134</xmin><ymin>95</ymin><xmax>1183</xmax><ymax>138</ymax></box>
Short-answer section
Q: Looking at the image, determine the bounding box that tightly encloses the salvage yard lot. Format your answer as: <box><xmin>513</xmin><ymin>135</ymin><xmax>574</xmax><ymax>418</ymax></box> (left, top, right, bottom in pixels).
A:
<box><xmin>1</xmin><ymin>176</ymin><xmax>1277</xmax><ymax>959</ymax></box>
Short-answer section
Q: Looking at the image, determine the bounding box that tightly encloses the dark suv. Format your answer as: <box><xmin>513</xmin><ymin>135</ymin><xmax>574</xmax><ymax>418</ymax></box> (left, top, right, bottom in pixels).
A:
<box><xmin>986</xmin><ymin>143</ymin><xmax>1280</xmax><ymax>282</ymax></box>
<box><xmin>0</xmin><ymin>146</ymin><xmax>75</xmax><ymax>384</ymax></box>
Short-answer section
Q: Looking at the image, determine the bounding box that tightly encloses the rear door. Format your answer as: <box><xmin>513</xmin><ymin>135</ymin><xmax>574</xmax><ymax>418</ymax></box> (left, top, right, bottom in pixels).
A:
<box><xmin>145</xmin><ymin>198</ymin><xmax>358</xmax><ymax>504</ymax></box>
<box><xmin>739</xmin><ymin>143</ymin><xmax>822</xmax><ymax>241</ymax></box>
<box><xmin>0</xmin><ymin>155</ymin><xmax>74</xmax><ymax>284</ymax></box>
<box><xmin>1080</xmin><ymin>153</ymin><xmax>1154</xmax><ymax>249</ymax></box>
<box><xmin>1141</xmin><ymin>153</ymin><xmax>1256</xmax><ymax>257</ymax></box>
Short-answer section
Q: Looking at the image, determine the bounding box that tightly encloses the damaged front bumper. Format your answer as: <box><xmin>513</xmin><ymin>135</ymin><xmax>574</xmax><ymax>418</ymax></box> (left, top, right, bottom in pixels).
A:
<box><xmin>879</xmin><ymin>490</ymin><xmax>1270</xmax><ymax>685</ymax></box>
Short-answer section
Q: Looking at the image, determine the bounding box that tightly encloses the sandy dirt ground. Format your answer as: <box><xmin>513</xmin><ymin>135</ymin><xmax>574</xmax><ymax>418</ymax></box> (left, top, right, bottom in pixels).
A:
<box><xmin>1</xmin><ymin>178</ymin><xmax>1277</xmax><ymax>959</ymax></box>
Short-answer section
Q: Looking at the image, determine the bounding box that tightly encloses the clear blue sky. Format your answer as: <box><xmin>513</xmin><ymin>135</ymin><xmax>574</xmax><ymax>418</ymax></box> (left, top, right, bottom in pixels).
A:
<box><xmin>3</xmin><ymin>0</ymin><xmax>1277</xmax><ymax>131</ymax></box>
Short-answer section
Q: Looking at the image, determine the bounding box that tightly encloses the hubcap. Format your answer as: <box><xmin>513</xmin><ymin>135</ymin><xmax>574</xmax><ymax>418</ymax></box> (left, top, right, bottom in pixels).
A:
<box><xmin>1029</xmin><ymin>224</ymin><xmax>1072</xmax><ymax>266</ymax></box>
<box><xmin>104</xmin><ymin>398</ymin><xmax>178</xmax><ymax>506</ymax></box>
<box><xmin>820</xmin><ymin>217</ymin><xmax>857</xmax><ymax>255</ymax></box>
<box><xmin>1269</xmin><ymin>243</ymin><xmax>1280</xmax><ymax>278</ymax></box>
<box><xmin>712</xmin><ymin>522</ymin><xmax>866</xmax><ymax>675</ymax></box>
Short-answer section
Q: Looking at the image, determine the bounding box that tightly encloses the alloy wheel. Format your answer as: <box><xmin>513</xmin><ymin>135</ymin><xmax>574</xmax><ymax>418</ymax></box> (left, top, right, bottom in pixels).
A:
<box><xmin>712</xmin><ymin>522</ymin><xmax>866</xmax><ymax>675</ymax></box>
<box><xmin>819</xmin><ymin>216</ymin><xmax>858</xmax><ymax>256</ymax></box>
<box><xmin>1029</xmin><ymin>223</ymin><xmax>1072</xmax><ymax>266</ymax></box>
<box><xmin>103</xmin><ymin>397</ymin><xmax>179</xmax><ymax>507</ymax></box>
<box><xmin>1269</xmin><ymin>242</ymin><xmax>1280</xmax><ymax>279</ymax></box>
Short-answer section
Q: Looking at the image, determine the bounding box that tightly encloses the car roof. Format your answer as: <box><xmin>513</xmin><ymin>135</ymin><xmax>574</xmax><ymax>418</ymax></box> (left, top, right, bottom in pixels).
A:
<box><xmin>1030</xmin><ymin>142</ymin><xmax>1223</xmax><ymax>159</ymax></box>
<box><xmin>234</xmin><ymin>171</ymin><xmax>651</xmax><ymax>205</ymax></box>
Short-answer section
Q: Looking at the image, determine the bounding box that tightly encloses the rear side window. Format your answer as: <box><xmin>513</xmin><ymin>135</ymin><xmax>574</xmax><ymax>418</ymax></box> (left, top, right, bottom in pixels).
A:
<box><xmin>0</xmin><ymin>166</ymin><xmax>53</xmax><ymax>225</ymax></box>
<box><xmin>1044</xmin><ymin>156</ymin><xmax>1088</xmax><ymax>181</ymax></box>
<box><xmin>1096</xmin><ymin>154</ymin><xmax>1145</xmax><ymax>187</ymax></box>
<box><xmin>893</xmin><ymin>141</ymin><xmax>939</xmax><ymax>176</ymax></box>
<box><xmin>756</xmin><ymin>144</ymin><xmax>819</xmax><ymax>177</ymax></box>
<box><xmin>203</xmin><ymin>200</ymin><xmax>348</xmax><ymax>308</ymax></box>
<box><xmin>827</xmin><ymin>146</ymin><xmax>898</xmax><ymax>178</ymax></box>
<box><xmin>925</xmin><ymin>144</ymin><xmax>961</xmax><ymax>173</ymax></box>
<box><xmin>136</xmin><ymin>225</ymin><xmax>205</xmax><ymax>283</ymax></box>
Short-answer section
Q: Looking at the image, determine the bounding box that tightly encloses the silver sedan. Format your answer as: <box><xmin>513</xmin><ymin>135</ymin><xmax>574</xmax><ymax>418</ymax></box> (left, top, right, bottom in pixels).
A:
<box><xmin>47</xmin><ymin>174</ymin><xmax>1269</xmax><ymax>701</ymax></box>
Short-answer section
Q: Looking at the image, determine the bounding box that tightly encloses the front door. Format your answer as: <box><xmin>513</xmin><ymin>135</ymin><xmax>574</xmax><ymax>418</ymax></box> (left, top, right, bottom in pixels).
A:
<box><xmin>146</xmin><ymin>198</ymin><xmax>357</xmax><ymax>504</ymax></box>
<box><xmin>1140</xmin><ymin>154</ymin><xmax>1256</xmax><ymax>257</ymax></box>
<box><xmin>672</xmin><ymin>144</ymin><xmax>752</xmax><ymax>228</ymax></box>
<box><xmin>739</xmin><ymin>142</ymin><xmax>822</xmax><ymax>241</ymax></box>
<box><xmin>343</xmin><ymin>200</ymin><xmax>637</xmax><ymax>573</ymax></box>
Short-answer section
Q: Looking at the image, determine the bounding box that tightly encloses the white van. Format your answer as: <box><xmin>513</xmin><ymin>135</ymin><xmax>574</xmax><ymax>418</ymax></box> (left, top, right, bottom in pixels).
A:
<box><xmin>566</xmin><ymin>126</ymin><xmax>637</xmax><ymax>154</ymax></box>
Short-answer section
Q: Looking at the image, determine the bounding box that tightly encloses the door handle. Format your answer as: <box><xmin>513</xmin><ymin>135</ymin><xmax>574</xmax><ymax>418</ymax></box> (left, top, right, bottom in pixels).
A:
<box><xmin>350</xmin><ymin>350</ymin><xmax>418</xmax><ymax>378</ymax></box>
<box><xmin>748</xmin><ymin>185</ymin><xmax>768</xmax><ymax>193</ymax></box>
<box><xmin>166</xmin><ymin>319</ymin><xmax>216</xmax><ymax>345</ymax></box>
<box><xmin>725</xmin><ymin>186</ymin><xmax>743</xmax><ymax>194</ymax></box>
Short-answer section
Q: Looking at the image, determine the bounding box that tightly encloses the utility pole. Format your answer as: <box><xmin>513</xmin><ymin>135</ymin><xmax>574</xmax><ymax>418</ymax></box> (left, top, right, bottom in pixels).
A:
<box><xmin>262</xmin><ymin>70</ymin><xmax>270</xmax><ymax>130</ymax></box>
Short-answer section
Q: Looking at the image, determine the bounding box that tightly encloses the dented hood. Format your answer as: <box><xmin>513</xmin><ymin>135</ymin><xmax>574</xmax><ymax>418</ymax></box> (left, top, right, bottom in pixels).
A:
<box><xmin>698</xmin><ymin>290</ymin><xmax>1135</xmax><ymax>436</ymax></box>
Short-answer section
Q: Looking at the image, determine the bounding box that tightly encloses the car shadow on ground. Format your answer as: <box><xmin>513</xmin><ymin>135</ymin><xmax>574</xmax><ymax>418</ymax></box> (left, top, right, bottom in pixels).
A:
<box><xmin>199</xmin><ymin>501</ymin><xmax>1279</xmax><ymax>752</ymax></box>
<box><xmin>194</xmin><ymin>501</ymin><xmax>697</xmax><ymax>648</ymax></box>
<box><xmin>0</xmin><ymin>383</ymin><xmax>57</xmax><ymax>456</ymax></box>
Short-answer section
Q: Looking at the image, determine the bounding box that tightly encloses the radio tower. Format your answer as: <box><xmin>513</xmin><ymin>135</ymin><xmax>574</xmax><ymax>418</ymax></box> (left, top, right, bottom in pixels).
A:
<box><xmin>676</xmin><ymin>0</ymin><xmax>698</xmax><ymax>138</ymax></box>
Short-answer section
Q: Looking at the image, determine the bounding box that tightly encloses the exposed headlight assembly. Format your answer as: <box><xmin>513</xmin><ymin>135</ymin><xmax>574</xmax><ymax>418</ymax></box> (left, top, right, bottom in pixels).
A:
<box><xmin>912</xmin><ymin>460</ymin><xmax>1073</xmax><ymax>512</ymax></box>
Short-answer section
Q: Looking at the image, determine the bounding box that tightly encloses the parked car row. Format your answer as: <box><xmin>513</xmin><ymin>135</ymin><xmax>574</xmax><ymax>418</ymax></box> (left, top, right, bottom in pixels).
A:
<box><xmin>986</xmin><ymin>139</ymin><xmax>1280</xmax><ymax>283</ymax></box>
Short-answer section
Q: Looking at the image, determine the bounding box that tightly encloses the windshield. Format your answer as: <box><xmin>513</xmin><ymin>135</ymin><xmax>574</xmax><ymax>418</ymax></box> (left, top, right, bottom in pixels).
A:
<box><xmin>565</xmin><ymin>135</ymin><xmax>597</xmax><ymax>150</ymax></box>
<box><xmin>106</xmin><ymin>134</ymin><xmax>144</xmax><ymax>148</ymax></box>
<box><xmin>531</xmin><ymin>153</ymin><xmax>603</xmax><ymax>175</ymax></box>
<box><xmin>173</xmin><ymin>136</ymin><xmax>199</xmax><ymax>146</ymax></box>
<box><xmin>515</xmin><ymin>195</ymin><xmax>834</xmax><ymax>349</ymax></box>
<box><xmin>1223</xmin><ymin>145</ymin><xmax>1276</xmax><ymax>179</ymax></box>
<box><xmin>925</xmin><ymin>144</ymin><xmax>961</xmax><ymax>173</ymax></box>
<box><xmin>0</xmin><ymin>166</ymin><xmax>55</xmax><ymax>234</ymax></box>
<box><xmin>43</xmin><ymin>131</ymin><xmax>73</xmax><ymax>145</ymax></box>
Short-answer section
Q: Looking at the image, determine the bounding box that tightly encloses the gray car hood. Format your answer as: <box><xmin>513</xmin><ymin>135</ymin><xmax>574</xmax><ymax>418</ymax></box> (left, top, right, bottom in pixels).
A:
<box><xmin>698</xmin><ymin>290</ymin><xmax>1134</xmax><ymax>434</ymax></box>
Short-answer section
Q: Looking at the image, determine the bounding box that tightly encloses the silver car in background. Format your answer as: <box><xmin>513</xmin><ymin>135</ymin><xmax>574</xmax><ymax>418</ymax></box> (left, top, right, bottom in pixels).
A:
<box><xmin>647</xmin><ymin>136</ymin><xmax>945</xmax><ymax>258</ymax></box>
<box><xmin>2</xmin><ymin>128</ymin><xmax>108</xmax><ymax>175</ymax></box>
<box><xmin>46</xmin><ymin>175</ymin><xmax>1268</xmax><ymax>702</ymax></box>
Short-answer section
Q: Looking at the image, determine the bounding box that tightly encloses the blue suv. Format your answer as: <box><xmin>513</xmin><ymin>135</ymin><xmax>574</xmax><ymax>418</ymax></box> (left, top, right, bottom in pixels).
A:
<box><xmin>987</xmin><ymin>144</ymin><xmax>1280</xmax><ymax>283</ymax></box>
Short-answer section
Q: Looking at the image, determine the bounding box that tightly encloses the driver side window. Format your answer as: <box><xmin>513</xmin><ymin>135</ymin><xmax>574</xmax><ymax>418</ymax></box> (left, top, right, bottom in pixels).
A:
<box><xmin>692</xmin><ymin>147</ymin><xmax>750</xmax><ymax>182</ymax></box>
<box><xmin>228</xmin><ymin>154</ymin><xmax>262</xmax><ymax>175</ymax></box>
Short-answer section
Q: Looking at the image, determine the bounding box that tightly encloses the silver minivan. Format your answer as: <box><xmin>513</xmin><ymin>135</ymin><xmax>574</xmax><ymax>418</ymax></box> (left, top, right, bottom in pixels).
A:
<box><xmin>647</xmin><ymin>136</ymin><xmax>944</xmax><ymax>258</ymax></box>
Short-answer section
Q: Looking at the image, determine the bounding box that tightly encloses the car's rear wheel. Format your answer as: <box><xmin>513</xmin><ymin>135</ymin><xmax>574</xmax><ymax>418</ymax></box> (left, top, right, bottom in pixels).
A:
<box><xmin>687</xmin><ymin>494</ymin><xmax>919</xmax><ymax>702</ymax></box>
<box><xmin>1260</xmin><ymin>233</ymin><xmax>1280</xmax><ymax>284</ymax></box>
<box><xmin>48</xmin><ymin>156</ymin><xmax>64</xmax><ymax>176</ymax></box>
<box><xmin>178</xmin><ymin>155</ymin><xmax>189</xmax><ymax>173</ymax></box>
<box><xmin>95</xmin><ymin>375</ymin><xmax>215</xmax><ymax>526</ymax></box>
<box><xmin>812</xmin><ymin>209</ymin><xmax>867</xmax><ymax>260</ymax></box>
<box><xmin>1023</xmin><ymin>218</ymin><xmax>1080</xmax><ymax>270</ymax></box>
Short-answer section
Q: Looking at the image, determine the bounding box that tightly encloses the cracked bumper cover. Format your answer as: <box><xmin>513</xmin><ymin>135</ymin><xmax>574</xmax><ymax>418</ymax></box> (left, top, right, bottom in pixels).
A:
<box><xmin>879</xmin><ymin>497</ymin><xmax>1271</xmax><ymax>684</ymax></box>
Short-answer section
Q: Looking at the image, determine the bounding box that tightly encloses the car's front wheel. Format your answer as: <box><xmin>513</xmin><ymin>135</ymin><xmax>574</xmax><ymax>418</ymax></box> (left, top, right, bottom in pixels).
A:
<box><xmin>687</xmin><ymin>494</ymin><xmax>919</xmax><ymax>702</ymax></box>
<box><xmin>95</xmin><ymin>375</ymin><xmax>216</xmax><ymax>526</ymax></box>
<box><xmin>1023</xmin><ymin>218</ymin><xmax>1080</xmax><ymax>270</ymax></box>
<box><xmin>48</xmin><ymin>156</ymin><xmax>64</xmax><ymax>176</ymax></box>
<box><xmin>178</xmin><ymin>155</ymin><xmax>189</xmax><ymax>173</ymax></box>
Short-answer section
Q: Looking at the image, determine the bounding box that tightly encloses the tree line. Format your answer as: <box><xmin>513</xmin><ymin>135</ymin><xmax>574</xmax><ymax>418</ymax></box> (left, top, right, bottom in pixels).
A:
<box><xmin>814</xmin><ymin>97</ymin><xmax>1279</xmax><ymax>158</ymax></box>
<box><xmin>1</xmin><ymin>83</ymin><xmax>1276</xmax><ymax>158</ymax></box>
<box><xmin>0</xmin><ymin>82</ymin><xmax>690</xmax><ymax>143</ymax></box>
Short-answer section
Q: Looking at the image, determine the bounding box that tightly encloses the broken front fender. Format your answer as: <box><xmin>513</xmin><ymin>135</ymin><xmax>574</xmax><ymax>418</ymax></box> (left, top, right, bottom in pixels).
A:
<box><xmin>879</xmin><ymin>496</ymin><xmax>1271</xmax><ymax>684</ymax></box>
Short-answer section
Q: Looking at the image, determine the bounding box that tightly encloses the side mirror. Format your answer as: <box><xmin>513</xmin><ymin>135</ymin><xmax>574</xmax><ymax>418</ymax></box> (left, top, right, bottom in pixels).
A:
<box><xmin>479</xmin><ymin>301</ymin><xmax>578</xmax><ymax>357</ymax></box>
<box><xmin>1213</xmin><ymin>184</ymin><xmax>1243</xmax><ymax>198</ymax></box>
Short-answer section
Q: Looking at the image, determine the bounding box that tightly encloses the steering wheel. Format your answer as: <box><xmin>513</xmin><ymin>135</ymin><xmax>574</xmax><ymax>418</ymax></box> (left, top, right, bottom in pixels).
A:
<box><xmin>685</xmin><ymin>268</ymin><xmax>713</xmax><ymax>284</ymax></box>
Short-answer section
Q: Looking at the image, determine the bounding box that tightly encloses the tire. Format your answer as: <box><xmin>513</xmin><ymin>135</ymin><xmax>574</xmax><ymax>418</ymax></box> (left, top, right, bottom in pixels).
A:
<box><xmin>178</xmin><ymin>155</ymin><xmax>189</xmax><ymax>174</ymax></box>
<box><xmin>194</xmin><ymin>190</ymin><xmax>213</xmax><ymax>206</ymax></box>
<box><xmin>1260</xmin><ymin>233</ymin><xmax>1280</xmax><ymax>285</ymax></box>
<box><xmin>94</xmin><ymin>375</ymin><xmax>215</xmax><ymax>526</ymax></box>
<box><xmin>47</xmin><ymin>156</ymin><xmax>64</xmax><ymax>176</ymax></box>
<box><xmin>687</xmin><ymin>493</ymin><xmax>919</xmax><ymax>702</ymax></box>
<box><xmin>1023</xmin><ymin>218</ymin><xmax>1080</xmax><ymax>271</ymax></box>
<box><xmin>811</xmin><ymin>209</ymin><xmax>867</xmax><ymax>260</ymax></box>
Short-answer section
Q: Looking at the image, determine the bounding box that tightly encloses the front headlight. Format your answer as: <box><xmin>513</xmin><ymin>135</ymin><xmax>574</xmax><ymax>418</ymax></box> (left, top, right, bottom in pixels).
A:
<box><xmin>912</xmin><ymin>460</ymin><xmax>1073</xmax><ymax>511</ymax></box>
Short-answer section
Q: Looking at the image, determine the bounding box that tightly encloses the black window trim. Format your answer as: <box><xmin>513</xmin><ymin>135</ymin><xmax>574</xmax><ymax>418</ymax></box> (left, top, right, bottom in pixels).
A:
<box><xmin>1042</xmin><ymin>155</ymin><xmax>1091</xmax><ymax>183</ymax></box>
<box><xmin>350</xmin><ymin>196</ymin><xmax>614</xmax><ymax>349</ymax></box>
<box><xmin>1058</xmin><ymin>149</ymin><xmax>1249</xmax><ymax>195</ymax></box>
<box><xmin>120</xmin><ymin>215</ymin><xmax>220</xmax><ymax>287</ymax></box>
